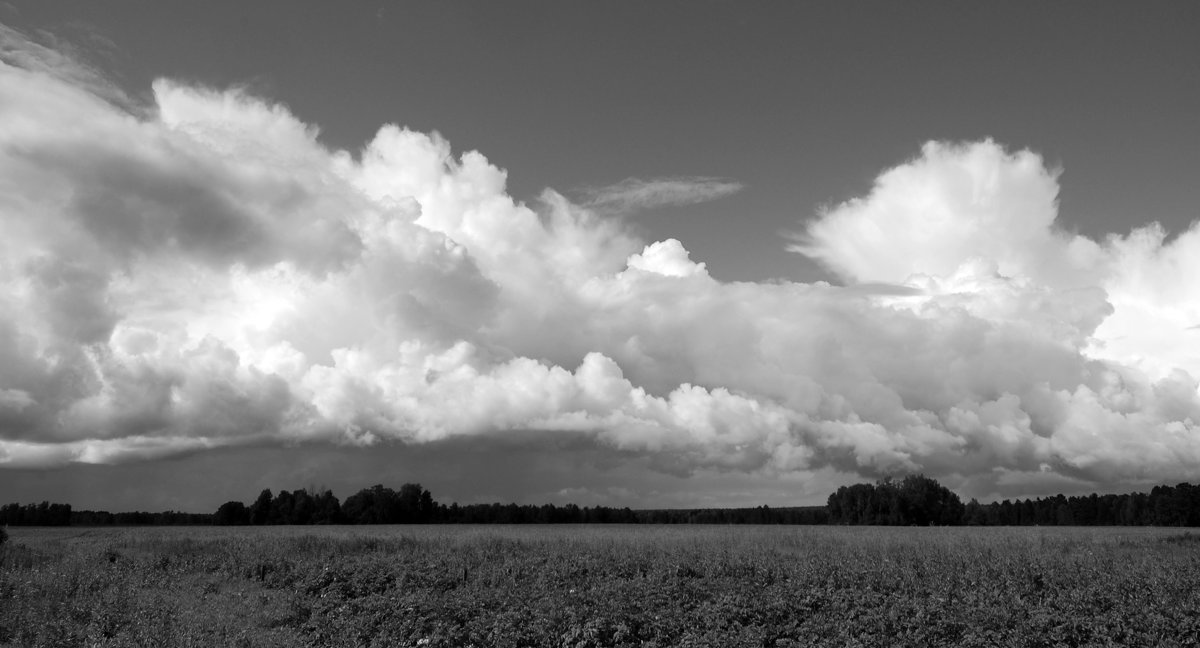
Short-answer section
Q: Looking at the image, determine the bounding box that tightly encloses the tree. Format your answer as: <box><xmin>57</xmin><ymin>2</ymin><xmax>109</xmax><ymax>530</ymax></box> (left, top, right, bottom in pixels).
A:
<box><xmin>964</xmin><ymin>499</ymin><xmax>987</xmax><ymax>526</ymax></box>
<box><xmin>419</xmin><ymin>488</ymin><xmax>435</xmax><ymax>522</ymax></box>
<box><xmin>269</xmin><ymin>490</ymin><xmax>295</xmax><ymax>525</ymax></box>
<box><xmin>398</xmin><ymin>483</ymin><xmax>423</xmax><ymax>523</ymax></box>
<box><xmin>343</xmin><ymin>484</ymin><xmax>402</xmax><ymax>524</ymax></box>
<box><xmin>895</xmin><ymin>474</ymin><xmax>964</xmax><ymax>525</ymax></box>
<box><xmin>312</xmin><ymin>490</ymin><xmax>342</xmax><ymax>524</ymax></box>
<box><xmin>249</xmin><ymin>489</ymin><xmax>273</xmax><ymax>525</ymax></box>
<box><xmin>826</xmin><ymin>475</ymin><xmax>963</xmax><ymax>525</ymax></box>
<box><xmin>292</xmin><ymin>489</ymin><xmax>316</xmax><ymax>525</ymax></box>
<box><xmin>1055</xmin><ymin>502</ymin><xmax>1074</xmax><ymax>525</ymax></box>
<box><xmin>213</xmin><ymin>501</ymin><xmax>249</xmax><ymax>525</ymax></box>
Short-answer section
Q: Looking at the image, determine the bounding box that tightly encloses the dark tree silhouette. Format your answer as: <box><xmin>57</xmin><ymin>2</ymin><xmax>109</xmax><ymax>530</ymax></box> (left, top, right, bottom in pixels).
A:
<box><xmin>827</xmin><ymin>475</ymin><xmax>964</xmax><ymax>525</ymax></box>
<box><xmin>342</xmin><ymin>484</ymin><xmax>401</xmax><ymax>524</ymax></box>
<box><xmin>249</xmin><ymin>489</ymin><xmax>273</xmax><ymax>525</ymax></box>
<box><xmin>291</xmin><ymin>489</ymin><xmax>316</xmax><ymax>525</ymax></box>
<box><xmin>213</xmin><ymin>501</ymin><xmax>249</xmax><ymax>525</ymax></box>
<box><xmin>269</xmin><ymin>490</ymin><xmax>295</xmax><ymax>524</ymax></box>
<box><xmin>311</xmin><ymin>489</ymin><xmax>343</xmax><ymax>524</ymax></box>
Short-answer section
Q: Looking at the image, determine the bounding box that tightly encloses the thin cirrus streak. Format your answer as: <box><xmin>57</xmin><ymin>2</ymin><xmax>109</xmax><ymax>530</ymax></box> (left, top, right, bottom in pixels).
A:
<box><xmin>577</xmin><ymin>176</ymin><xmax>746</xmax><ymax>215</ymax></box>
<box><xmin>1</xmin><ymin>26</ymin><xmax>1199</xmax><ymax>498</ymax></box>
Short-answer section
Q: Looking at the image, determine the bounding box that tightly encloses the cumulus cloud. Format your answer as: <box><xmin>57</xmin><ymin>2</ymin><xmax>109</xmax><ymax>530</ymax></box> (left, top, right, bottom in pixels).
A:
<box><xmin>2</xmin><ymin>26</ymin><xmax>1199</xmax><ymax>500</ymax></box>
<box><xmin>578</xmin><ymin>176</ymin><xmax>745</xmax><ymax>215</ymax></box>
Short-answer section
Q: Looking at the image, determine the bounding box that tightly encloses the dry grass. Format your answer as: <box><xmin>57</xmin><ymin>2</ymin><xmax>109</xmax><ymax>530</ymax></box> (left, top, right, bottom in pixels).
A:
<box><xmin>3</xmin><ymin>525</ymin><xmax>1199</xmax><ymax>647</ymax></box>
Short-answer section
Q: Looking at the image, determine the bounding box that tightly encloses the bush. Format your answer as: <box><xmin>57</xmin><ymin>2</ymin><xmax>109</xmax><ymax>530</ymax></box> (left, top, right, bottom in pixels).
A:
<box><xmin>0</xmin><ymin>525</ymin><xmax>7</xmax><ymax>546</ymax></box>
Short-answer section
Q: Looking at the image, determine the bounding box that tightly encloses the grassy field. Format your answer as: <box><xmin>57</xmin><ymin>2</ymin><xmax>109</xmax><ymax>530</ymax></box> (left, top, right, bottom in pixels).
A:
<box><xmin>2</xmin><ymin>525</ymin><xmax>1199</xmax><ymax>647</ymax></box>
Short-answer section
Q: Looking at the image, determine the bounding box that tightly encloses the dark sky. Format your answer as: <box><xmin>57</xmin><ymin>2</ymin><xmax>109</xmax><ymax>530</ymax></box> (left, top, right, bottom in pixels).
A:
<box><xmin>2</xmin><ymin>2</ymin><xmax>1200</xmax><ymax>512</ymax></box>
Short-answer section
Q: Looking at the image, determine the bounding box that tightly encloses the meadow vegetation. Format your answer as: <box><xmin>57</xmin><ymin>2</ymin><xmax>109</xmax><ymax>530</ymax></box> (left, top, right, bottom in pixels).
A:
<box><xmin>3</xmin><ymin>525</ymin><xmax>1199</xmax><ymax>647</ymax></box>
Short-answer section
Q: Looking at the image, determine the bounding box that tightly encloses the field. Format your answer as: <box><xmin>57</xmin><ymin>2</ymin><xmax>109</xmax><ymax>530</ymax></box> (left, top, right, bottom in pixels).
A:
<box><xmin>2</xmin><ymin>525</ymin><xmax>1199</xmax><ymax>647</ymax></box>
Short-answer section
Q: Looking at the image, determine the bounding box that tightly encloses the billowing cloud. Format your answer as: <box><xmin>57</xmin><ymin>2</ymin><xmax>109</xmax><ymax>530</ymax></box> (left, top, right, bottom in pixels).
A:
<box><xmin>2</xmin><ymin>27</ymin><xmax>1199</xmax><ymax>501</ymax></box>
<box><xmin>578</xmin><ymin>176</ymin><xmax>745</xmax><ymax>215</ymax></box>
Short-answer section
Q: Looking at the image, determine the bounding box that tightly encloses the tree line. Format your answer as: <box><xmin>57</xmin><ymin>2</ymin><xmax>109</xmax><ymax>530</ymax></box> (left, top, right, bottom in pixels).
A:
<box><xmin>212</xmin><ymin>484</ymin><xmax>829</xmax><ymax>525</ymax></box>
<box><xmin>0</xmin><ymin>502</ymin><xmax>73</xmax><ymax>526</ymax></box>
<box><xmin>5</xmin><ymin>478</ymin><xmax>1200</xmax><ymax>527</ymax></box>
<box><xmin>826</xmin><ymin>477</ymin><xmax>1200</xmax><ymax>526</ymax></box>
<box><xmin>960</xmin><ymin>483</ymin><xmax>1200</xmax><ymax>526</ymax></box>
<box><xmin>0</xmin><ymin>501</ymin><xmax>212</xmax><ymax>527</ymax></box>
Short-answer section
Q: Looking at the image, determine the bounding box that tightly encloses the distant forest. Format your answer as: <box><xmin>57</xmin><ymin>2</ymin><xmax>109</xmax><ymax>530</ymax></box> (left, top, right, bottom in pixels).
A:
<box><xmin>4</xmin><ymin>476</ymin><xmax>1200</xmax><ymax>527</ymax></box>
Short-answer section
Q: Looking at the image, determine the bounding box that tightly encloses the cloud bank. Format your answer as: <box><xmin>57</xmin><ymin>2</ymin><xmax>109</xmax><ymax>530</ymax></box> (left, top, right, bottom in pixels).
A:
<box><xmin>2</xmin><ymin>28</ymin><xmax>1199</xmax><ymax>498</ymax></box>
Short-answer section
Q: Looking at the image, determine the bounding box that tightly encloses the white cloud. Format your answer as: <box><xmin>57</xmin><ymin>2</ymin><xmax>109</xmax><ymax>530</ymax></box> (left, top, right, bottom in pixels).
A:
<box><xmin>625</xmin><ymin>239</ymin><xmax>707</xmax><ymax>278</ymax></box>
<box><xmin>789</xmin><ymin>140</ymin><xmax>1104</xmax><ymax>289</ymax></box>
<box><xmin>2</xmin><ymin>28</ymin><xmax>1199</xmax><ymax>500</ymax></box>
<box><xmin>578</xmin><ymin>176</ymin><xmax>745</xmax><ymax>214</ymax></box>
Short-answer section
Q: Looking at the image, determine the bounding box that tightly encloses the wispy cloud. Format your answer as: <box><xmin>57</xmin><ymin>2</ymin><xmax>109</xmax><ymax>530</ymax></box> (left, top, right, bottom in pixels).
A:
<box><xmin>0</xmin><ymin>23</ymin><xmax>132</xmax><ymax>110</ymax></box>
<box><xmin>578</xmin><ymin>176</ymin><xmax>744</xmax><ymax>214</ymax></box>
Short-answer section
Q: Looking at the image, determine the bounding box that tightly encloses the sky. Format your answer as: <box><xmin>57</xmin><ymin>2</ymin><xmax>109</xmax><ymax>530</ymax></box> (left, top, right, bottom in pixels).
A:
<box><xmin>1</xmin><ymin>2</ymin><xmax>1200</xmax><ymax>512</ymax></box>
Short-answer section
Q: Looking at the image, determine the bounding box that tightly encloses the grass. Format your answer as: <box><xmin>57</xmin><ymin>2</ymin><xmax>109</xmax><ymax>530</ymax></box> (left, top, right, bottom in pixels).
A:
<box><xmin>2</xmin><ymin>525</ymin><xmax>1199</xmax><ymax>647</ymax></box>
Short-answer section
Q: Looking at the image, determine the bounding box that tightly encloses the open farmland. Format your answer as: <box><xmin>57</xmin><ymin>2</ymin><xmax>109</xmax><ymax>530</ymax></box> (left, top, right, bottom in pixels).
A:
<box><xmin>2</xmin><ymin>525</ymin><xmax>1199</xmax><ymax>647</ymax></box>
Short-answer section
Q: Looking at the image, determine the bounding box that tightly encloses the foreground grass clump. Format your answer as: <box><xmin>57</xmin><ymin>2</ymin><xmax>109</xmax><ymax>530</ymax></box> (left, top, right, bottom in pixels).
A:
<box><xmin>2</xmin><ymin>526</ymin><xmax>1199</xmax><ymax>647</ymax></box>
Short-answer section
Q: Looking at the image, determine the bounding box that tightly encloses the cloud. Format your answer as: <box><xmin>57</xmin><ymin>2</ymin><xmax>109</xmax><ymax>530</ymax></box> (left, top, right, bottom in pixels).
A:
<box><xmin>0</xmin><ymin>23</ymin><xmax>132</xmax><ymax>110</ymax></box>
<box><xmin>788</xmin><ymin>140</ymin><xmax>1101</xmax><ymax>289</ymax></box>
<box><xmin>2</xmin><ymin>26</ymin><xmax>1200</xmax><ymax>503</ymax></box>
<box><xmin>789</xmin><ymin>138</ymin><xmax>1200</xmax><ymax>381</ymax></box>
<box><xmin>578</xmin><ymin>176</ymin><xmax>744</xmax><ymax>214</ymax></box>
